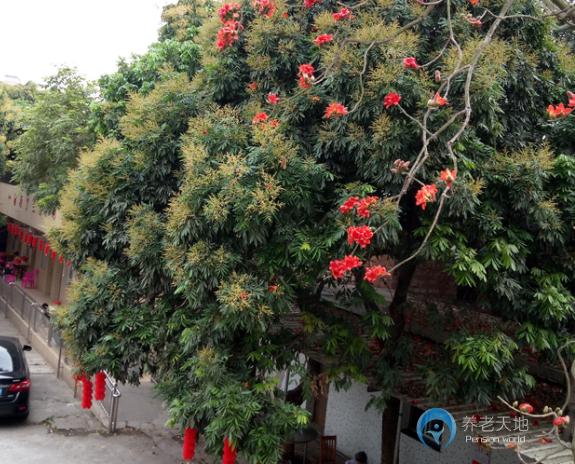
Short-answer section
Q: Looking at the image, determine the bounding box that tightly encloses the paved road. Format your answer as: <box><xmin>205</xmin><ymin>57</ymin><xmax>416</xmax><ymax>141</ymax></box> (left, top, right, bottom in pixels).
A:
<box><xmin>0</xmin><ymin>315</ymin><xmax>181</xmax><ymax>464</ymax></box>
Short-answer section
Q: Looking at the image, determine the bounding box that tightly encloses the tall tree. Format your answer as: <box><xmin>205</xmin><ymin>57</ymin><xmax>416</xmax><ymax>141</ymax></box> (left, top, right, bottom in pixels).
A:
<box><xmin>51</xmin><ymin>0</ymin><xmax>575</xmax><ymax>462</ymax></box>
<box><xmin>12</xmin><ymin>68</ymin><xmax>96</xmax><ymax>213</ymax></box>
<box><xmin>0</xmin><ymin>81</ymin><xmax>36</xmax><ymax>178</ymax></box>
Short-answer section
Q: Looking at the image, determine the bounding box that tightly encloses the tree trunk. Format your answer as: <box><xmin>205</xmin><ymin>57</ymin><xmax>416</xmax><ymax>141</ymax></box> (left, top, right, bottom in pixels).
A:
<box><xmin>381</xmin><ymin>397</ymin><xmax>401</xmax><ymax>464</ymax></box>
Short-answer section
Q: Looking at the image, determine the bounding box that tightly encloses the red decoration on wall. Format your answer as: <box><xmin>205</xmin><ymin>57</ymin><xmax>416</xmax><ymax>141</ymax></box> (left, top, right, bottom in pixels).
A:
<box><xmin>44</xmin><ymin>243</ymin><xmax>50</xmax><ymax>256</ymax></box>
<box><xmin>51</xmin><ymin>250</ymin><xmax>57</xmax><ymax>262</ymax></box>
<box><xmin>32</xmin><ymin>237</ymin><xmax>38</xmax><ymax>247</ymax></box>
<box><xmin>38</xmin><ymin>239</ymin><xmax>44</xmax><ymax>251</ymax></box>
<box><xmin>81</xmin><ymin>377</ymin><xmax>93</xmax><ymax>409</ymax></box>
<box><xmin>223</xmin><ymin>437</ymin><xmax>237</xmax><ymax>464</ymax></box>
<box><xmin>94</xmin><ymin>371</ymin><xmax>106</xmax><ymax>401</ymax></box>
<box><xmin>182</xmin><ymin>427</ymin><xmax>198</xmax><ymax>461</ymax></box>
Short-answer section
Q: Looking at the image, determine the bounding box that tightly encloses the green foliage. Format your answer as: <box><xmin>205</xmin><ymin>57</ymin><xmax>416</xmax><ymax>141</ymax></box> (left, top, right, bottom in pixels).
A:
<box><xmin>12</xmin><ymin>68</ymin><xmax>96</xmax><ymax>213</ymax></box>
<box><xmin>0</xmin><ymin>82</ymin><xmax>36</xmax><ymax>177</ymax></box>
<box><xmin>45</xmin><ymin>0</ymin><xmax>575</xmax><ymax>461</ymax></box>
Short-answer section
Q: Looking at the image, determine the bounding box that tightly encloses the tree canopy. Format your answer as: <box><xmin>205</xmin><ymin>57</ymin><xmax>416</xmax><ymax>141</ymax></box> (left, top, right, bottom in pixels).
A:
<box><xmin>0</xmin><ymin>81</ymin><xmax>36</xmax><ymax>178</ymax></box>
<box><xmin>12</xmin><ymin>68</ymin><xmax>96</xmax><ymax>213</ymax></box>
<box><xmin>38</xmin><ymin>0</ymin><xmax>575</xmax><ymax>462</ymax></box>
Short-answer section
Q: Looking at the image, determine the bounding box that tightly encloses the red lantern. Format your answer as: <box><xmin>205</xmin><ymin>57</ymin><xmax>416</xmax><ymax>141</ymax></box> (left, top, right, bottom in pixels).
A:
<box><xmin>44</xmin><ymin>243</ymin><xmax>50</xmax><ymax>256</ymax></box>
<box><xmin>81</xmin><ymin>377</ymin><xmax>93</xmax><ymax>409</ymax></box>
<box><xmin>94</xmin><ymin>371</ymin><xmax>106</xmax><ymax>401</ymax></box>
<box><xmin>223</xmin><ymin>437</ymin><xmax>237</xmax><ymax>464</ymax></box>
<box><xmin>51</xmin><ymin>251</ymin><xmax>57</xmax><ymax>262</ymax></box>
<box><xmin>182</xmin><ymin>427</ymin><xmax>198</xmax><ymax>461</ymax></box>
<box><xmin>58</xmin><ymin>255</ymin><xmax>64</xmax><ymax>264</ymax></box>
<box><xmin>32</xmin><ymin>236</ymin><xmax>38</xmax><ymax>247</ymax></box>
<box><xmin>38</xmin><ymin>239</ymin><xmax>44</xmax><ymax>251</ymax></box>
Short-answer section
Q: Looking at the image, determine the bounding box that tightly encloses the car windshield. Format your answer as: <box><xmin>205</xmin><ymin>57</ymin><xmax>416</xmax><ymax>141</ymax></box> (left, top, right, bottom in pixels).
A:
<box><xmin>0</xmin><ymin>342</ymin><xmax>20</xmax><ymax>373</ymax></box>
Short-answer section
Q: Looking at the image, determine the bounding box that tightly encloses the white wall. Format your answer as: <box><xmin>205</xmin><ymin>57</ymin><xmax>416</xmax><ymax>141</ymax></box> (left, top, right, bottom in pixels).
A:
<box><xmin>324</xmin><ymin>381</ymin><xmax>382</xmax><ymax>464</ymax></box>
<box><xmin>0</xmin><ymin>182</ymin><xmax>61</xmax><ymax>233</ymax></box>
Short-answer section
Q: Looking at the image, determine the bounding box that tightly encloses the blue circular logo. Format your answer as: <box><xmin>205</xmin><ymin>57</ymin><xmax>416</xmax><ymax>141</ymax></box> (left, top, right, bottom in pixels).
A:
<box><xmin>416</xmin><ymin>408</ymin><xmax>457</xmax><ymax>449</ymax></box>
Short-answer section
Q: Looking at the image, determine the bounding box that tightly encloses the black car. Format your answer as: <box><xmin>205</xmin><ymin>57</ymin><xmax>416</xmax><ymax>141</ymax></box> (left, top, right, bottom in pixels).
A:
<box><xmin>0</xmin><ymin>336</ymin><xmax>31</xmax><ymax>419</ymax></box>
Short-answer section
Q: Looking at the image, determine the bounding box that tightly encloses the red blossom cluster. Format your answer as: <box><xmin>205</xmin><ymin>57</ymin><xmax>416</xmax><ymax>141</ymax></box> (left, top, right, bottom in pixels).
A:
<box><xmin>267</xmin><ymin>92</ymin><xmax>279</xmax><ymax>105</ymax></box>
<box><xmin>325</xmin><ymin>102</ymin><xmax>348</xmax><ymax>118</ymax></box>
<box><xmin>547</xmin><ymin>103</ymin><xmax>573</xmax><ymax>118</ymax></box>
<box><xmin>314</xmin><ymin>33</ymin><xmax>334</xmax><ymax>46</ymax></box>
<box><xmin>304</xmin><ymin>0</ymin><xmax>322</xmax><ymax>7</ymax></box>
<box><xmin>384</xmin><ymin>92</ymin><xmax>401</xmax><ymax>109</ymax></box>
<box><xmin>253</xmin><ymin>0</ymin><xmax>275</xmax><ymax>17</ymax></box>
<box><xmin>216</xmin><ymin>20</ymin><xmax>242</xmax><ymax>50</ymax></box>
<box><xmin>347</xmin><ymin>225</ymin><xmax>374</xmax><ymax>248</ymax></box>
<box><xmin>403</xmin><ymin>57</ymin><xmax>419</xmax><ymax>69</ymax></box>
<box><xmin>440</xmin><ymin>168</ymin><xmax>457</xmax><ymax>187</ymax></box>
<box><xmin>252</xmin><ymin>112</ymin><xmax>269</xmax><ymax>124</ymax></box>
<box><xmin>329</xmin><ymin>255</ymin><xmax>363</xmax><ymax>279</ymax></box>
<box><xmin>218</xmin><ymin>2</ymin><xmax>241</xmax><ymax>21</ymax></box>
<box><xmin>357</xmin><ymin>196</ymin><xmax>378</xmax><ymax>217</ymax></box>
<box><xmin>428</xmin><ymin>92</ymin><xmax>448</xmax><ymax>107</ymax></box>
<box><xmin>333</xmin><ymin>7</ymin><xmax>352</xmax><ymax>20</ymax></box>
<box><xmin>340</xmin><ymin>196</ymin><xmax>379</xmax><ymax>217</ymax></box>
<box><xmin>547</xmin><ymin>93</ymin><xmax>574</xmax><ymax>119</ymax></box>
<box><xmin>415</xmin><ymin>184</ymin><xmax>438</xmax><ymax>210</ymax></box>
<box><xmin>364</xmin><ymin>265</ymin><xmax>391</xmax><ymax>283</ymax></box>
<box><xmin>298</xmin><ymin>63</ymin><xmax>315</xmax><ymax>89</ymax></box>
<box><xmin>247</xmin><ymin>81</ymin><xmax>258</xmax><ymax>91</ymax></box>
<box><xmin>464</xmin><ymin>14</ymin><xmax>482</xmax><ymax>26</ymax></box>
<box><xmin>553</xmin><ymin>416</ymin><xmax>570</xmax><ymax>427</ymax></box>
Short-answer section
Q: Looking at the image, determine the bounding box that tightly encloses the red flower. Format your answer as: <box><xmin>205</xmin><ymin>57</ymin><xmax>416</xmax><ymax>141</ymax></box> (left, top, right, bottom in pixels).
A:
<box><xmin>268</xmin><ymin>118</ymin><xmax>281</xmax><ymax>128</ymax></box>
<box><xmin>267</xmin><ymin>92</ymin><xmax>280</xmax><ymax>105</ymax></box>
<box><xmin>469</xmin><ymin>0</ymin><xmax>479</xmax><ymax>5</ymax></box>
<box><xmin>439</xmin><ymin>168</ymin><xmax>457</xmax><ymax>187</ymax></box>
<box><xmin>357</xmin><ymin>196</ymin><xmax>378</xmax><ymax>218</ymax></box>
<box><xmin>218</xmin><ymin>2</ymin><xmax>241</xmax><ymax>22</ymax></box>
<box><xmin>314</xmin><ymin>34</ymin><xmax>333</xmax><ymax>46</ymax></box>
<box><xmin>464</xmin><ymin>14</ymin><xmax>482</xmax><ymax>26</ymax></box>
<box><xmin>252</xmin><ymin>112</ymin><xmax>269</xmax><ymax>124</ymax></box>
<box><xmin>268</xmin><ymin>284</ymin><xmax>280</xmax><ymax>293</ymax></box>
<box><xmin>329</xmin><ymin>255</ymin><xmax>363</xmax><ymax>279</ymax></box>
<box><xmin>403</xmin><ymin>57</ymin><xmax>419</xmax><ymax>69</ymax></box>
<box><xmin>364</xmin><ymin>266</ymin><xmax>391</xmax><ymax>283</ymax></box>
<box><xmin>333</xmin><ymin>7</ymin><xmax>352</xmax><ymax>20</ymax></box>
<box><xmin>247</xmin><ymin>81</ymin><xmax>258</xmax><ymax>91</ymax></box>
<box><xmin>568</xmin><ymin>91</ymin><xmax>575</xmax><ymax>108</ymax></box>
<box><xmin>429</xmin><ymin>92</ymin><xmax>448</xmax><ymax>107</ymax></box>
<box><xmin>325</xmin><ymin>102</ymin><xmax>348</xmax><ymax>118</ymax></box>
<box><xmin>304</xmin><ymin>0</ymin><xmax>322</xmax><ymax>8</ymax></box>
<box><xmin>347</xmin><ymin>225</ymin><xmax>374</xmax><ymax>248</ymax></box>
<box><xmin>415</xmin><ymin>184</ymin><xmax>438</xmax><ymax>210</ymax></box>
<box><xmin>553</xmin><ymin>416</ymin><xmax>570</xmax><ymax>427</ymax></box>
<box><xmin>253</xmin><ymin>0</ymin><xmax>275</xmax><ymax>17</ymax></box>
<box><xmin>339</xmin><ymin>196</ymin><xmax>360</xmax><ymax>214</ymax></box>
<box><xmin>282</xmin><ymin>11</ymin><xmax>289</xmax><ymax>18</ymax></box>
<box><xmin>384</xmin><ymin>92</ymin><xmax>401</xmax><ymax>109</ymax></box>
<box><xmin>298</xmin><ymin>63</ymin><xmax>315</xmax><ymax>89</ymax></box>
<box><xmin>547</xmin><ymin>103</ymin><xmax>573</xmax><ymax>119</ymax></box>
<box><xmin>518</xmin><ymin>403</ymin><xmax>534</xmax><ymax>414</ymax></box>
<box><xmin>216</xmin><ymin>20</ymin><xmax>241</xmax><ymax>50</ymax></box>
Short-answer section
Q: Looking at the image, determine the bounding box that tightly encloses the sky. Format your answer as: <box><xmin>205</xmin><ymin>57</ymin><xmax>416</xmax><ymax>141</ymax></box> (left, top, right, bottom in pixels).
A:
<box><xmin>0</xmin><ymin>0</ymin><xmax>174</xmax><ymax>84</ymax></box>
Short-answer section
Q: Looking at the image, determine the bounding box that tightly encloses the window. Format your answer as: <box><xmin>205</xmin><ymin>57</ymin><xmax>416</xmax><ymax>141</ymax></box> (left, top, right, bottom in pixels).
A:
<box><xmin>0</xmin><ymin>345</ymin><xmax>17</xmax><ymax>373</ymax></box>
